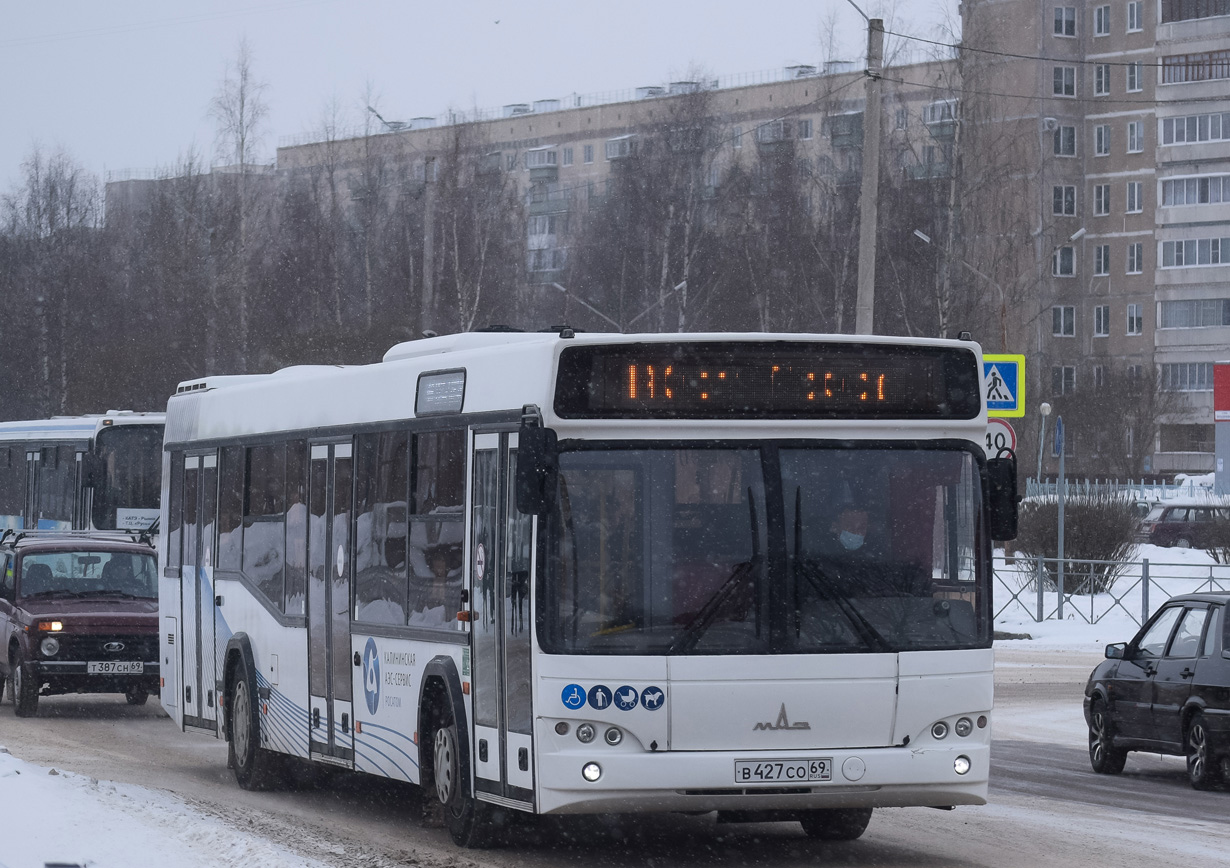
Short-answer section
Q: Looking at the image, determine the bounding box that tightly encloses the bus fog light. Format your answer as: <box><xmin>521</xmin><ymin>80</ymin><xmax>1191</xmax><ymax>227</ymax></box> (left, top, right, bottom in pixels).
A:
<box><xmin>931</xmin><ymin>721</ymin><xmax>949</xmax><ymax>739</ymax></box>
<box><xmin>955</xmin><ymin>717</ymin><xmax>973</xmax><ymax>737</ymax></box>
<box><xmin>604</xmin><ymin>726</ymin><xmax>623</xmax><ymax>746</ymax></box>
<box><xmin>582</xmin><ymin>762</ymin><xmax>602</xmax><ymax>782</ymax></box>
<box><xmin>954</xmin><ymin>755</ymin><xmax>971</xmax><ymax>775</ymax></box>
<box><xmin>40</xmin><ymin>637</ymin><xmax>60</xmax><ymax>657</ymax></box>
<box><xmin>554</xmin><ymin>721</ymin><xmax>570</xmax><ymax>736</ymax></box>
<box><xmin>576</xmin><ymin>723</ymin><xmax>596</xmax><ymax>743</ymax></box>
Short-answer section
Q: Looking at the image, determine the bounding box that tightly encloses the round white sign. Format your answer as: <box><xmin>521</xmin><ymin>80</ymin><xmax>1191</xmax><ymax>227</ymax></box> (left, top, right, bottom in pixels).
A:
<box><xmin>475</xmin><ymin>542</ymin><xmax>486</xmax><ymax>581</ymax></box>
<box><xmin>985</xmin><ymin>418</ymin><xmax>1017</xmax><ymax>455</ymax></box>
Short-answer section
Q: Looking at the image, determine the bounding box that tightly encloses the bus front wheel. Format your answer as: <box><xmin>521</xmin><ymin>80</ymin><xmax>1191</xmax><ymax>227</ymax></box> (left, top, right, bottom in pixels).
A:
<box><xmin>228</xmin><ymin>664</ymin><xmax>279</xmax><ymax>790</ymax></box>
<box><xmin>799</xmin><ymin>807</ymin><xmax>873</xmax><ymax>840</ymax></box>
<box><xmin>431</xmin><ymin>701</ymin><xmax>499</xmax><ymax>848</ymax></box>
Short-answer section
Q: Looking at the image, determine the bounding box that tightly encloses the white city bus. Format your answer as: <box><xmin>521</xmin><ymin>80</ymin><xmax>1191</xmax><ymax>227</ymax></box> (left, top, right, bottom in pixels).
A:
<box><xmin>0</xmin><ymin>412</ymin><xmax>165</xmax><ymax>533</ymax></box>
<box><xmin>158</xmin><ymin>331</ymin><xmax>1017</xmax><ymax>847</ymax></box>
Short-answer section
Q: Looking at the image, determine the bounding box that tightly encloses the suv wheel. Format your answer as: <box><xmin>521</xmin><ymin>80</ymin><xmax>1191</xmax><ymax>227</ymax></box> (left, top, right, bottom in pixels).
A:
<box><xmin>12</xmin><ymin>648</ymin><xmax>38</xmax><ymax>717</ymax></box>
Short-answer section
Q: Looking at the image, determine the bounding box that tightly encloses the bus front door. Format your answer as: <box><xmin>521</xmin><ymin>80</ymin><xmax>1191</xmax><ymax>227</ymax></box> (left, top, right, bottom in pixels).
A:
<box><xmin>181</xmin><ymin>453</ymin><xmax>219</xmax><ymax>732</ymax></box>
<box><xmin>307</xmin><ymin>441</ymin><xmax>355</xmax><ymax>765</ymax></box>
<box><xmin>470</xmin><ymin>431</ymin><xmax>535</xmax><ymax>808</ymax></box>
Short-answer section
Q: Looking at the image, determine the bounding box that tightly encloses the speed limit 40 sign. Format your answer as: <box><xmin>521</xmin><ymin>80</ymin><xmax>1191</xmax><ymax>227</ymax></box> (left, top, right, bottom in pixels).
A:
<box><xmin>985</xmin><ymin>418</ymin><xmax>1016</xmax><ymax>456</ymax></box>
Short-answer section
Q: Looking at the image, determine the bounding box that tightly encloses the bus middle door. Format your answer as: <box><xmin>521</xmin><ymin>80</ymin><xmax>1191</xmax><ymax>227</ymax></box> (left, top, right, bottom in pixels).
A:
<box><xmin>470</xmin><ymin>430</ymin><xmax>534</xmax><ymax>808</ymax></box>
<box><xmin>307</xmin><ymin>442</ymin><xmax>355</xmax><ymax>765</ymax></box>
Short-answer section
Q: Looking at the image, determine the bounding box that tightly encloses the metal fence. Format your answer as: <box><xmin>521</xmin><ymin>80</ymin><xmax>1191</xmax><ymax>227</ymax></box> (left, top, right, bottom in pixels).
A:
<box><xmin>993</xmin><ymin>554</ymin><xmax>1230</xmax><ymax>627</ymax></box>
<box><xmin>1024</xmin><ymin>478</ymin><xmax>1215</xmax><ymax>500</ymax></box>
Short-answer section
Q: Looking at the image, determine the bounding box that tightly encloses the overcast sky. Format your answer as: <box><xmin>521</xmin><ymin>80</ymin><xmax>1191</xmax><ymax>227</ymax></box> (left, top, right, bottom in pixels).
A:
<box><xmin>1</xmin><ymin>0</ymin><xmax>959</xmax><ymax>193</ymax></box>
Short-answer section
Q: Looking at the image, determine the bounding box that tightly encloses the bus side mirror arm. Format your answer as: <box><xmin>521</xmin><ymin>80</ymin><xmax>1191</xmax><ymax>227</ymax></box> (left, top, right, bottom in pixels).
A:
<box><xmin>516</xmin><ymin>406</ymin><xmax>558</xmax><ymax>516</ymax></box>
<box><xmin>987</xmin><ymin>449</ymin><xmax>1019</xmax><ymax>541</ymax></box>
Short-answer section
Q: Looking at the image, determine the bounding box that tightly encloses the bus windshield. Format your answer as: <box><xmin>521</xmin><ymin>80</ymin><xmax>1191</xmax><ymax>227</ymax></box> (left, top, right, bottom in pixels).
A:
<box><xmin>539</xmin><ymin>444</ymin><xmax>986</xmax><ymax>655</ymax></box>
<box><xmin>91</xmin><ymin>425</ymin><xmax>163</xmax><ymax>531</ymax></box>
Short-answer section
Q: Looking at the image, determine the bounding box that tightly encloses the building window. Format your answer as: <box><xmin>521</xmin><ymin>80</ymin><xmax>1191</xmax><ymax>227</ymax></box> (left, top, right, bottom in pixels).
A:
<box><xmin>1053</xmin><ymin>304</ymin><xmax>1076</xmax><ymax>335</ymax></box>
<box><xmin>1163</xmin><ymin>0</ymin><xmax>1230</xmax><ymax>23</ymax></box>
<box><xmin>1052</xmin><ymin>365</ymin><xmax>1077</xmax><ymax>395</ymax></box>
<box><xmin>1127</xmin><ymin>62</ymin><xmax>1143</xmax><ymax>92</ymax></box>
<box><xmin>605</xmin><ymin>135</ymin><xmax>635</xmax><ymax>160</ymax></box>
<box><xmin>1053</xmin><ymin>185</ymin><xmax>1076</xmax><ymax>215</ymax></box>
<box><xmin>1054</xmin><ymin>6</ymin><xmax>1077</xmax><ymax>35</ymax></box>
<box><xmin>1095</xmin><ymin>5</ymin><xmax>1111</xmax><ymax>35</ymax></box>
<box><xmin>1159</xmin><ymin>424</ymin><xmax>1215</xmax><ymax>453</ymax></box>
<box><xmin>1095</xmin><ymin>124</ymin><xmax>1110</xmax><ymax>156</ymax></box>
<box><xmin>1161</xmin><ymin>237</ymin><xmax>1230</xmax><ymax>267</ymax></box>
<box><xmin>895</xmin><ymin>107</ymin><xmax>908</xmax><ymax>129</ymax></box>
<box><xmin>1162</xmin><ymin>50</ymin><xmax>1230</xmax><ymax>85</ymax></box>
<box><xmin>562</xmin><ymin>147</ymin><xmax>573</xmax><ymax>167</ymax></box>
<box><xmin>732</xmin><ymin>126</ymin><xmax>742</xmax><ymax>149</ymax></box>
<box><xmin>583</xmin><ymin>144</ymin><xmax>594</xmax><ymax>163</ymax></box>
<box><xmin>1127</xmin><ymin>121</ymin><xmax>1144</xmax><ymax>153</ymax></box>
<box><xmin>1053</xmin><ymin>246</ymin><xmax>1076</xmax><ymax>276</ymax></box>
<box><xmin>1128</xmin><ymin>1</ymin><xmax>1142</xmax><ymax>31</ymax></box>
<box><xmin>1094</xmin><ymin>183</ymin><xmax>1111</xmax><ymax>215</ymax></box>
<box><xmin>1162</xmin><ymin>112</ymin><xmax>1230</xmax><ymax>145</ymax></box>
<box><xmin>1127</xmin><ymin>302</ymin><xmax>1144</xmax><ymax>334</ymax></box>
<box><xmin>1094</xmin><ymin>364</ymin><xmax>1106</xmax><ymax>389</ymax></box>
<box><xmin>798</xmin><ymin>118</ymin><xmax>813</xmax><ymax>140</ymax></box>
<box><xmin>1094</xmin><ymin>304</ymin><xmax>1111</xmax><ymax>336</ymax></box>
<box><xmin>1095</xmin><ymin>64</ymin><xmax>1111</xmax><ymax>95</ymax></box>
<box><xmin>1162</xmin><ymin>175</ymin><xmax>1229</xmax><ymax>205</ymax></box>
<box><xmin>528</xmin><ymin>247</ymin><xmax>568</xmax><ymax>272</ymax></box>
<box><xmin>506</xmin><ymin>154</ymin><xmax>517</xmax><ymax>171</ymax></box>
<box><xmin>1126</xmin><ymin>181</ymin><xmax>1143</xmax><ymax>213</ymax></box>
<box><xmin>1095</xmin><ymin>245</ymin><xmax>1111</xmax><ymax>276</ymax></box>
<box><xmin>1127</xmin><ymin>243</ymin><xmax>1144</xmax><ymax>274</ymax></box>
<box><xmin>1053</xmin><ymin>66</ymin><xmax>1076</xmax><ymax>96</ymax></box>
<box><xmin>1161</xmin><ymin>362</ymin><xmax>1214</xmax><ymax>391</ymax></box>
<box><xmin>1054</xmin><ymin>125</ymin><xmax>1077</xmax><ymax>155</ymax></box>
<box><xmin>525</xmin><ymin>148</ymin><xmax>558</xmax><ymax>169</ymax></box>
<box><xmin>1159</xmin><ymin>298</ymin><xmax>1230</xmax><ymax>328</ymax></box>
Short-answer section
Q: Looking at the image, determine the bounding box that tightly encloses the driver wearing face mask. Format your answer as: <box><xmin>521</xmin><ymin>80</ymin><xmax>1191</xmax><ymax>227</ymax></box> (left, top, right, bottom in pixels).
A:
<box><xmin>834</xmin><ymin>507</ymin><xmax>870</xmax><ymax>552</ymax></box>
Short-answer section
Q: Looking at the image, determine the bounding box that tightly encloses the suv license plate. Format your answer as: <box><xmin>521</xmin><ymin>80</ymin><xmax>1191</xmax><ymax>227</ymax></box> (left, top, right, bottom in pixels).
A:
<box><xmin>735</xmin><ymin>758</ymin><xmax>832</xmax><ymax>784</ymax></box>
<box><xmin>88</xmin><ymin>661</ymin><xmax>143</xmax><ymax>674</ymax></box>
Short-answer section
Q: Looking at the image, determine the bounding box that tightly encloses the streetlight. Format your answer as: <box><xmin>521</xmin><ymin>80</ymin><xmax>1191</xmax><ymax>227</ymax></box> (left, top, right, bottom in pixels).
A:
<box><xmin>551</xmin><ymin>283</ymin><xmax>621</xmax><ymax>331</ymax></box>
<box><xmin>1037</xmin><ymin>401</ymin><xmax>1052</xmax><ymax>484</ymax></box>
<box><xmin>913</xmin><ymin>230</ymin><xmax>1008</xmax><ymax>351</ymax></box>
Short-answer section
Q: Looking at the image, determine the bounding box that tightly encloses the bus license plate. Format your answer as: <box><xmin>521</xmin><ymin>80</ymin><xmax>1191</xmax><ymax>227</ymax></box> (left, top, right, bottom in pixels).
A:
<box><xmin>735</xmin><ymin>758</ymin><xmax>832</xmax><ymax>784</ymax></box>
<box><xmin>88</xmin><ymin>661</ymin><xmax>143</xmax><ymax>674</ymax></box>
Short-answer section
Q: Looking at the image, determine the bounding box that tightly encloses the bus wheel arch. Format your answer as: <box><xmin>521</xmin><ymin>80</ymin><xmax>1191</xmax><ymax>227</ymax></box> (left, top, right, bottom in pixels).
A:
<box><xmin>223</xmin><ymin>634</ymin><xmax>278</xmax><ymax>790</ymax></box>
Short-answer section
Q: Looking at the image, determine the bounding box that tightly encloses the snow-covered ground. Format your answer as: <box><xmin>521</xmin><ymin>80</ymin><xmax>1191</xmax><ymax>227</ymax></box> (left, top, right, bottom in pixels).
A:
<box><xmin>0</xmin><ymin>747</ymin><xmax>332</xmax><ymax>868</ymax></box>
<box><xmin>0</xmin><ymin>544</ymin><xmax>1217</xmax><ymax>868</ymax></box>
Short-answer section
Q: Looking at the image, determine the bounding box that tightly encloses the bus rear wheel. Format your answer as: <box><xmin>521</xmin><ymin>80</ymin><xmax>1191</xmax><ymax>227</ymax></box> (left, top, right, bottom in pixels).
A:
<box><xmin>799</xmin><ymin>807</ymin><xmax>873</xmax><ymax>841</ymax></box>
<box><xmin>228</xmin><ymin>665</ymin><xmax>279</xmax><ymax>790</ymax></box>
<box><xmin>431</xmin><ymin>701</ymin><xmax>499</xmax><ymax>848</ymax></box>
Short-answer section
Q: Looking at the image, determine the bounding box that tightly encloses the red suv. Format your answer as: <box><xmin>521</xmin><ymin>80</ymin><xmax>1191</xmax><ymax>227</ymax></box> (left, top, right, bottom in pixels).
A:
<box><xmin>0</xmin><ymin>531</ymin><xmax>159</xmax><ymax>716</ymax></box>
<box><xmin>1138</xmin><ymin>500</ymin><xmax>1230</xmax><ymax>549</ymax></box>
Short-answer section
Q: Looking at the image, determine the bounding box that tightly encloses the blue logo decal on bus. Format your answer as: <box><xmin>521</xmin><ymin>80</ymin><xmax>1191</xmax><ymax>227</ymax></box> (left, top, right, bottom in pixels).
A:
<box><xmin>561</xmin><ymin>683</ymin><xmax>586</xmax><ymax>710</ymax></box>
<box><xmin>363</xmin><ymin>637</ymin><xmax>381</xmax><ymax>715</ymax></box>
<box><xmin>641</xmin><ymin>686</ymin><xmax>665</xmax><ymax>711</ymax></box>
<box><xmin>587</xmin><ymin>685</ymin><xmax>613</xmax><ymax>710</ymax></box>
<box><xmin>614</xmin><ymin>686</ymin><xmax>639</xmax><ymax>711</ymax></box>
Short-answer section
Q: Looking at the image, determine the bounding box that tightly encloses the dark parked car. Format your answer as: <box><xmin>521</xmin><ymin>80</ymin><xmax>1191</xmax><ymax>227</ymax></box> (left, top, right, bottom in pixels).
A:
<box><xmin>1084</xmin><ymin>592</ymin><xmax>1230</xmax><ymax>789</ymax></box>
<box><xmin>1136</xmin><ymin>501</ymin><xmax>1230</xmax><ymax>548</ymax></box>
<box><xmin>0</xmin><ymin>531</ymin><xmax>159</xmax><ymax>717</ymax></box>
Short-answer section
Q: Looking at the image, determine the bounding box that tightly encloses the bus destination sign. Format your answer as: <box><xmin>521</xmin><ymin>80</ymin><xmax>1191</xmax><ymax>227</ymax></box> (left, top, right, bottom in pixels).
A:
<box><xmin>554</xmin><ymin>342</ymin><xmax>980</xmax><ymax>420</ymax></box>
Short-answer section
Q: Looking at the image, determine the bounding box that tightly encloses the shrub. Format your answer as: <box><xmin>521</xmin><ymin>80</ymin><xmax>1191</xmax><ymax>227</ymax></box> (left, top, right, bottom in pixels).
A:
<box><xmin>1013</xmin><ymin>494</ymin><xmax>1139</xmax><ymax>594</ymax></box>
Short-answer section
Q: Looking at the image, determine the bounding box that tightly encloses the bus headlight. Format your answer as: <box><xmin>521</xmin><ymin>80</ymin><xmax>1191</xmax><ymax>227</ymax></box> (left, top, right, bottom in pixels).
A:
<box><xmin>954</xmin><ymin>755</ymin><xmax>971</xmax><ymax>775</ymax></box>
<box><xmin>576</xmin><ymin>723</ymin><xmax>596</xmax><ymax>744</ymax></box>
<box><xmin>582</xmin><ymin>762</ymin><xmax>602</xmax><ymax>782</ymax></box>
<box><xmin>40</xmin><ymin>637</ymin><xmax>60</xmax><ymax>657</ymax></box>
<box><xmin>931</xmin><ymin>721</ymin><xmax>949</xmax><ymax>739</ymax></box>
<box><xmin>955</xmin><ymin>717</ymin><xmax>973</xmax><ymax>737</ymax></box>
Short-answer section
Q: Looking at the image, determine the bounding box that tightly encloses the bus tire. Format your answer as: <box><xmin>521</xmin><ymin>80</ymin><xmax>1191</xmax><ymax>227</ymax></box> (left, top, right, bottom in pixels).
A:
<box><xmin>228</xmin><ymin>664</ymin><xmax>278</xmax><ymax>790</ymax></box>
<box><xmin>799</xmin><ymin>807</ymin><xmax>873</xmax><ymax>841</ymax></box>
<box><xmin>12</xmin><ymin>648</ymin><xmax>38</xmax><ymax>718</ymax></box>
<box><xmin>431</xmin><ymin>699</ymin><xmax>499</xmax><ymax>848</ymax></box>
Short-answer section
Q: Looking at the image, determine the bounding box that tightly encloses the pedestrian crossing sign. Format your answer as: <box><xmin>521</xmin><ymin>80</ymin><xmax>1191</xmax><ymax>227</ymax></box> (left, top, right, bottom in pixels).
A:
<box><xmin>983</xmin><ymin>354</ymin><xmax>1025</xmax><ymax>418</ymax></box>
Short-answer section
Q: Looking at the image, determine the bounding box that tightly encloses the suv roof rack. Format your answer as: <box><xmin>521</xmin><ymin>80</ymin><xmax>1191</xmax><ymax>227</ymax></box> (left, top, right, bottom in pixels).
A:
<box><xmin>0</xmin><ymin>527</ymin><xmax>157</xmax><ymax>549</ymax></box>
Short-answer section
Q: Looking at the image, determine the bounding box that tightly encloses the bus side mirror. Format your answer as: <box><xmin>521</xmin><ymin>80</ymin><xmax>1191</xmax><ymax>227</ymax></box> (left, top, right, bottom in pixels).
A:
<box><xmin>987</xmin><ymin>450</ymin><xmax>1018</xmax><ymax>541</ymax></box>
<box><xmin>516</xmin><ymin>425</ymin><xmax>557</xmax><ymax>516</ymax></box>
<box><xmin>80</xmin><ymin>452</ymin><xmax>103</xmax><ymax>489</ymax></box>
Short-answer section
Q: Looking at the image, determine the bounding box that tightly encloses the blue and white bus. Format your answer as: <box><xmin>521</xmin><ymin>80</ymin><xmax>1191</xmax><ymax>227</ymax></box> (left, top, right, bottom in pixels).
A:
<box><xmin>158</xmin><ymin>331</ymin><xmax>1016</xmax><ymax>847</ymax></box>
<box><xmin>0</xmin><ymin>412</ymin><xmax>165</xmax><ymax>533</ymax></box>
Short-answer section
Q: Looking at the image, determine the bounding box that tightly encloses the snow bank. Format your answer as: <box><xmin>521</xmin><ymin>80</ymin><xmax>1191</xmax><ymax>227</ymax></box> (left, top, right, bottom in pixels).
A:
<box><xmin>0</xmin><ymin>749</ymin><xmax>328</xmax><ymax>868</ymax></box>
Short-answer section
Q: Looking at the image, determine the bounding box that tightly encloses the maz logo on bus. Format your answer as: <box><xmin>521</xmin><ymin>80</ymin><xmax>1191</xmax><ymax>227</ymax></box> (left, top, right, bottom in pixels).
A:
<box><xmin>753</xmin><ymin>703</ymin><xmax>811</xmax><ymax>732</ymax></box>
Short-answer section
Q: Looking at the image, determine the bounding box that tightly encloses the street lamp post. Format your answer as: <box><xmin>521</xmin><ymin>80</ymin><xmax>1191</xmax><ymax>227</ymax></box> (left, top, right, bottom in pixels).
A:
<box><xmin>913</xmin><ymin>229</ymin><xmax>1008</xmax><ymax>351</ymax></box>
<box><xmin>1037</xmin><ymin>401</ymin><xmax>1052</xmax><ymax>484</ymax></box>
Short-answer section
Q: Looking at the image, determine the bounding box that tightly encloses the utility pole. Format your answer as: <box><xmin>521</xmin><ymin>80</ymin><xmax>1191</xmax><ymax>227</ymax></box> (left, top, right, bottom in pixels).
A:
<box><xmin>854</xmin><ymin>17</ymin><xmax>884</xmax><ymax>335</ymax></box>
<box><xmin>421</xmin><ymin>156</ymin><xmax>436</xmax><ymax>335</ymax></box>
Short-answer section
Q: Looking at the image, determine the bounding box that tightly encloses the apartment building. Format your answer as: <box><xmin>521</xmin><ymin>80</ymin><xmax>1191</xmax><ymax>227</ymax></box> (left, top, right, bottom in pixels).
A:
<box><xmin>962</xmin><ymin>0</ymin><xmax>1230</xmax><ymax>475</ymax></box>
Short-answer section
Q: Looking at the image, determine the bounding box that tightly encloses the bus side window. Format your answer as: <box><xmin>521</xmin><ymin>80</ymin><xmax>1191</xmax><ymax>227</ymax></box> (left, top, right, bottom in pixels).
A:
<box><xmin>354</xmin><ymin>430</ymin><xmax>410</xmax><ymax>625</ymax></box>
<box><xmin>0</xmin><ymin>447</ymin><xmax>25</xmax><ymax>530</ymax></box>
<box><xmin>166</xmin><ymin>453</ymin><xmax>184</xmax><ymax>575</ymax></box>
<box><xmin>284</xmin><ymin>440</ymin><xmax>308</xmax><ymax>617</ymax></box>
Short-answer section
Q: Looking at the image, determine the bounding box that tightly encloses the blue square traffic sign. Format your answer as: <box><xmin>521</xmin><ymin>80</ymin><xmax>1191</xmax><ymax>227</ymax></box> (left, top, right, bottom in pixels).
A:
<box><xmin>983</xmin><ymin>354</ymin><xmax>1025</xmax><ymax>418</ymax></box>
